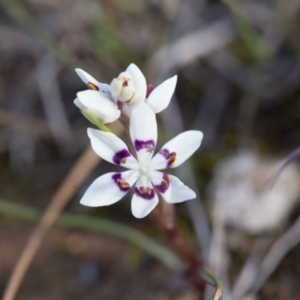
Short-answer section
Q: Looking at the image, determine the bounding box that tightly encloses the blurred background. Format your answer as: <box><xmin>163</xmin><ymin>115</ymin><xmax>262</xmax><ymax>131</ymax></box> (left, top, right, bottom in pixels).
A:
<box><xmin>1</xmin><ymin>0</ymin><xmax>300</xmax><ymax>299</ymax></box>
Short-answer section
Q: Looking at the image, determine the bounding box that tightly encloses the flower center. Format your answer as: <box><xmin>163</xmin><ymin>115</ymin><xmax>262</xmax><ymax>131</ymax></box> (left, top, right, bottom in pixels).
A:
<box><xmin>140</xmin><ymin>166</ymin><xmax>148</xmax><ymax>174</ymax></box>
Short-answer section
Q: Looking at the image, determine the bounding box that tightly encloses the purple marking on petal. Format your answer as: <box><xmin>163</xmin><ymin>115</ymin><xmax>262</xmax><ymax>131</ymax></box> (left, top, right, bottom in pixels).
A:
<box><xmin>112</xmin><ymin>173</ymin><xmax>130</xmax><ymax>192</ymax></box>
<box><xmin>134</xmin><ymin>140</ymin><xmax>156</xmax><ymax>152</ymax></box>
<box><xmin>134</xmin><ymin>187</ymin><xmax>155</xmax><ymax>200</ymax></box>
<box><xmin>112</xmin><ymin>173</ymin><xmax>121</xmax><ymax>181</ymax></box>
<box><xmin>159</xmin><ymin>148</ymin><xmax>170</xmax><ymax>158</ymax></box>
<box><xmin>155</xmin><ymin>173</ymin><xmax>170</xmax><ymax>193</ymax></box>
<box><xmin>113</xmin><ymin>149</ymin><xmax>131</xmax><ymax>165</ymax></box>
<box><xmin>159</xmin><ymin>149</ymin><xmax>177</xmax><ymax>168</ymax></box>
<box><xmin>155</xmin><ymin>184</ymin><xmax>168</xmax><ymax>193</ymax></box>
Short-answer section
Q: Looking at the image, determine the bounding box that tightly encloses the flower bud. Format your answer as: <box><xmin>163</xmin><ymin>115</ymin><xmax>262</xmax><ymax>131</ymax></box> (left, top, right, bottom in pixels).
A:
<box><xmin>75</xmin><ymin>90</ymin><xmax>121</xmax><ymax>124</ymax></box>
<box><xmin>110</xmin><ymin>72</ymin><xmax>142</xmax><ymax>104</ymax></box>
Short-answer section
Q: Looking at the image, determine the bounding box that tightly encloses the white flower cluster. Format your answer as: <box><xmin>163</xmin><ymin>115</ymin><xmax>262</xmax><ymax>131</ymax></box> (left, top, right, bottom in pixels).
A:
<box><xmin>75</xmin><ymin>64</ymin><xmax>203</xmax><ymax>218</ymax></box>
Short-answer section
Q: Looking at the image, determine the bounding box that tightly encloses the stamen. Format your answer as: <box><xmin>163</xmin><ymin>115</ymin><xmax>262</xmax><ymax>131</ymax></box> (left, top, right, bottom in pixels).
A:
<box><xmin>163</xmin><ymin>174</ymin><xmax>171</xmax><ymax>182</ymax></box>
<box><xmin>167</xmin><ymin>152</ymin><xmax>176</xmax><ymax>160</ymax></box>
<box><xmin>117</xmin><ymin>178</ymin><xmax>130</xmax><ymax>189</ymax></box>
<box><xmin>112</xmin><ymin>173</ymin><xmax>130</xmax><ymax>192</ymax></box>
<box><xmin>139</xmin><ymin>186</ymin><xmax>146</xmax><ymax>194</ymax></box>
<box><xmin>135</xmin><ymin>186</ymin><xmax>155</xmax><ymax>200</ymax></box>
<box><xmin>167</xmin><ymin>152</ymin><xmax>177</xmax><ymax>167</ymax></box>
<box><xmin>87</xmin><ymin>82</ymin><xmax>99</xmax><ymax>91</ymax></box>
<box><xmin>155</xmin><ymin>174</ymin><xmax>171</xmax><ymax>194</ymax></box>
<box><xmin>161</xmin><ymin>180</ymin><xmax>169</xmax><ymax>188</ymax></box>
<box><xmin>121</xmin><ymin>158</ymin><xmax>127</xmax><ymax>164</ymax></box>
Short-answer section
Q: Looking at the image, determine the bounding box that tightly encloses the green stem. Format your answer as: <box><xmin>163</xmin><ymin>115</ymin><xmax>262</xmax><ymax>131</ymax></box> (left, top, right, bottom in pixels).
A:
<box><xmin>201</xmin><ymin>268</ymin><xmax>224</xmax><ymax>292</ymax></box>
<box><xmin>81</xmin><ymin>110</ymin><xmax>112</xmax><ymax>132</ymax></box>
<box><xmin>0</xmin><ymin>199</ymin><xmax>183</xmax><ymax>271</ymax></box>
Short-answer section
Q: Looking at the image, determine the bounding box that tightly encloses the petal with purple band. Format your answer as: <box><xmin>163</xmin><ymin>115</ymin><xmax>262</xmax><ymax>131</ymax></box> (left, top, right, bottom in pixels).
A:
<box><xmin>146</xmin><ymin>75</ymin><xmax>177</xmax><ymax>114</ymax></box>
<box><xmin>134</xmin><ymin>140</ymin><xmax>156</xmax><ymax>152</ymax></box>
<box><xmin>134</xmin><ymin>187</ymin><xmax>155</xmax><ymax>200</ymax></box>
<box><xmin>134</xmin><ymin>175</ymin><xmax>155</xmax><ymax>200</ymax></box>
<box><xmin>113</xmin><ymin>149</ymin><xmax>131</xmax><ymax>165</ymax></box>
<box><xmin>131</xmin><ymin>177</ymin><xmax>158</xmax><ymax>218</ymax></box>
<box><xmin>164</xmin><ymin>175</ymin><xmax>196</xmax><ymax>203</ymax></box>
<box><xmin>80</xmin><ymin>171</ymin><xmax>138</xmax><ymax>207</ymax></box>
<box><xmin>112</xmin><ymin>172</ymin><xmax>139</xmax><ymax>192</ymax></box>
<box><xmin>148</xmin><ymin>170</ymin><xmax>172</xmax><ymax>202</ymax></box>
<box><xmin>112</xmin><ymin>173</ymin><xmax>130</xmax><ymax>191</ymax></box>
<box><xmin>129</xmin><ymin>102</ymin><xmax>157</xmax><ymax>163</ymax></box>
<box><xmin>150</xmin><ymin>130</ymin><xmax>203</xmax><ymax>170</ymax></box>
<box><xmin>155</xmin><ymin>173</ymin><xmax>171</xmax><ymax>193</ymax></box>
<box><xmin>88</xmin><ymin>128</ymin><xmax>138</xmax><ymax>168</ymax></box>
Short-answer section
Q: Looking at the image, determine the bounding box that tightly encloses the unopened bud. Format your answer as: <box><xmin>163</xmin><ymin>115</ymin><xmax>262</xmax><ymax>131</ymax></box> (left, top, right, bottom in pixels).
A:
<box><xmin>110</xmin><ymin>72</ymin><xmax>142</xmax><ymax>104</ymax></box>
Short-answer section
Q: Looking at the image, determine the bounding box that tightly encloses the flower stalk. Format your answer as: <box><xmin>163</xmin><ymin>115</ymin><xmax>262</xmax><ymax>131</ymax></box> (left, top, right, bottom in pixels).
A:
<box><xmin>149</xmin><ymin>206</ymin><xmax>206</xmax><ymax>290</ymax></box>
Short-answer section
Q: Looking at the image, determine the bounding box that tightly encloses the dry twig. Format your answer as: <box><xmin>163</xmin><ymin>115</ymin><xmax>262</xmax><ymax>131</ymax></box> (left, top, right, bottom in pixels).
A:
<box><xmin>2</xmin><ymin>122</ymin><xmax>123</xmax><ymax>300</ymax></box>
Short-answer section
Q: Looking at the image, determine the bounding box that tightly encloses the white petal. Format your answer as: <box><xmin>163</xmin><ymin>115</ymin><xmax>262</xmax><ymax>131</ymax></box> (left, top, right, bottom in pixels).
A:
<box><xmin>80</xmin><ymin>171</ymin><xmax>138</xmax><ymax>207</ymax></box>
<box><xmin>165</xmin><ymin>174</ymin><xmax>196</xmax><ymax>203</ymax></box>
<box><xmin>129</xmin><ymin>102</ymin><xmax>157</xmax><ymax>163</ymax></box>
<box><xmin>131</xmin><ymin>176</ymin><xmax>158</xmax><ymax>218</ymax></box>
<box><xmin>76</xmin><ymin>68</ymin><xmax>100</xmax><ymax>85</ymax></box>
<box><xmin>146</xmin><ymin>75</ymin><xmax>177</xmax><ymax>113</ymax></box>
<box><xmin>122</xmin><ymin>102</ymin><xmax>136</xmax><ymax>117</ymax></box>
<box><xmin>75</xmin><ymin>68</ymin><xmax>111</xmax><ymax>94</ymax></box>
<box><xmin>148</xmin><ymin>170</ymin><xmax>171</xmax><ymax>202</ymax></box>
<box><xmin>74</xmin><ymin>97</ymin><xmax>84</xmax><ymax>110</ymax></box>
<box><xmin>150</xmin><ymin>131</ymin><xmax>203</xmax><ymax>170</ymax></box>
<box><xmin>88</xmin><ymin>128</ymin><xmax>138</xmax><ymax>168</ymax></box>
<box><xmin>77</xmin><ymin>90</ymin><xmax>120</xmax><ymax>124</ymax></box>
<box><xmin>126</xmin><ymin>64</ymin><xmax>147</xmax><ymax>101</ymax></box>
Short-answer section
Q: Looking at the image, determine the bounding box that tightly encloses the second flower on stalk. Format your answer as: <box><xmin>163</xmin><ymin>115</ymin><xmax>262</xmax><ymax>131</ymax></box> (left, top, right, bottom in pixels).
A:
<box><xmin>74</xmin><ymin>63</ymin><xmax>177</xmax><ymax>124</ymax></box>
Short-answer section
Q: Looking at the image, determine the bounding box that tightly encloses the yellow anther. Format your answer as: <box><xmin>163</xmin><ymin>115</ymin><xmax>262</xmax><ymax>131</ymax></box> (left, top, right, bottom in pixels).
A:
<box><xmin>168</xmin><ymin>157</ymin><xmax>177</xmax><ymax>166</ymax></box>
<box><xmin>117</xmin><ymin>178</ymin><xmax>130</xmax><ymax>189</ymax></box>
<box><xmin>139</xmin><ymin>187</ymin><xmax>146</xmax><ymax>194</ymax></box>
<box><xmin>121</xmin><ymin>158</ymin><xmax>127</xmax><ymax>164</ymax></box>
<box><xmin>87</xmin><ymin>82</ymin><xmax>99</xmax><ymax>91</ymax></box>
<box><xmin>163</xmin><ymin>174</ymin><xmax>171</xmax><ymax>182</ymax></box>
<box><xmin>167</xmin><ymin>152</ymin><xmax>177</xmax><ymax>167</ymax></box>
<box><xmin>120</xmin><ymin>182</ymin><xmax>129</xmax><ymax>189</ymax></box>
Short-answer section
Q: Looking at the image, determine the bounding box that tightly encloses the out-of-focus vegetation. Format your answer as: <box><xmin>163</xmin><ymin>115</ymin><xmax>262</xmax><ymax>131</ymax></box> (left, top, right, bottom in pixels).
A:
<box><xmin>1</xmin><ymin>0</ymin><xmax>300</xmax><ymax>299</ymax></box>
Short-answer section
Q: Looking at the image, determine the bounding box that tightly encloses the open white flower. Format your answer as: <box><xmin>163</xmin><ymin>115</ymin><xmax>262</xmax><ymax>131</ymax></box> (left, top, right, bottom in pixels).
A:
<box><xmin>80</xmin><ymin>102</ymin><xmax>203</xmax><ymax>218</ymax></box>
<box><xmin>74</xmin><ymin>64</ymin><xmax>177</xmax><ymax>124</ymax></box>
